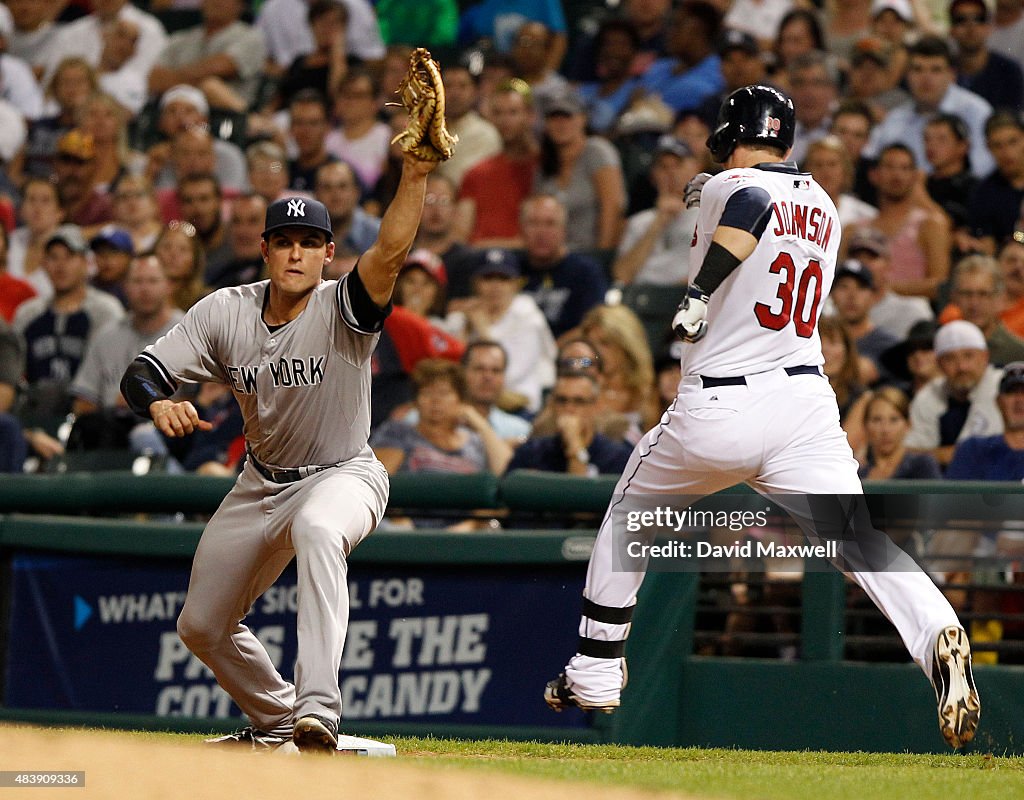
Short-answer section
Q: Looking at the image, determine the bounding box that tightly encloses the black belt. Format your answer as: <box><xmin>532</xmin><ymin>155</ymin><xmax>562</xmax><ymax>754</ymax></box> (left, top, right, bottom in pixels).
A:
<box><xmin>700</xmin><ymin>365</ymin><xmax>821</xmax><ymax>388</ymax></box>
<box><xmin>248</xmin><ymin>449</ymin><xmax>343</xmax><ymax>484</ymax></box>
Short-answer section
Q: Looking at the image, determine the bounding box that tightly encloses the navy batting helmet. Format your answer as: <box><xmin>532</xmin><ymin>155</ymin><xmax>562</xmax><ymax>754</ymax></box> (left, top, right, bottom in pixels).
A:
<box><xmin>706</xmin><ymin>85</ymin><xmax>796</xmax><ymax>163</ymax></box>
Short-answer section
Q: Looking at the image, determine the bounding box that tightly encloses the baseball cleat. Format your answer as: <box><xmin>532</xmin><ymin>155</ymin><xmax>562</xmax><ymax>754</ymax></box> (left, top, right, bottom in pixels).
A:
<box><xmin>931</xmin><ymin>626</ymin><xmax>981</xmax><ymax>749</ymax></box>
<box><xmin>293</xmin><ymin>714</ymin><xmax>339</xmax><ymax>754</ymax></box>
<box><xmin>544</xmin><ymin>673</ymin><xmax>619</xmax><ymax>714</ymax></box>
<box><xmin>204</xmin><ymin>726</ymin><xmax>292</xmax><ymax>751</ymax></box>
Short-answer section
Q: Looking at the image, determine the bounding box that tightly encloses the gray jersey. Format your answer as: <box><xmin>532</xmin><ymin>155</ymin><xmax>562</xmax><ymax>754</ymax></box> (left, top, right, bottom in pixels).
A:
<box><xmin>142</xmin><ymin>276</ymin><xmax>380</xmax><ymax>468</ymax></box>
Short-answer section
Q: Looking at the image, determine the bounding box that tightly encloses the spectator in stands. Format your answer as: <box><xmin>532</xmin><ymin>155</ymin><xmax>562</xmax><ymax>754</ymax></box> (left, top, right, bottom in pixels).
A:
<box><xmin>905</xmin><ymin>320</ymin><xmax>1004</xmax><ymax>468</ymax></box>
<box><xmin>999</xmin><ymin>234</ymin><xmax>1024</xmax><ymax>337</ymax></box>
<box><xmin>257</xmin><ymin>0</ymin><xmax>385</xmax><ymax>75</ymax></box>
<box><xmin>576</xmin><ymin>20</ymin><xmax>642</xmax><ymax>135</ymax></box>
<box><xmin>990</xmin><ymin>0</ymin><xmax>1024</xmax><ymax>75</ymax></box>
<box><xmin>7</xmin><ymin>177</ymin><xmax>62</xmax><ymax>300</ymax></box>
<box><xmin>53</xmin><ymin>129</ymin><xmax>115</xmax><ymax>228</ymax></box>
<box><xmin>176</xmin><ymin>173</ymin><xmax>232</xmax><ymax>284</ymax></box>
<box><xmin>518</xmin><ymin>194</ymin><xmax>609</xmax><ymax>338</ymax></box>
<box><xmin>79</xmin><ymin>92</ymin><xmax>143</xmax><ymax>194</ymax></box>
<box><xmin>154</xmin><ymin>222</ymin><xmax>208</xmax><ymax>312</ymax></box>
<box><xmin>245</xmin><ymin>140</ymin><xmax>293</xmax><ymax>207</ymax></box>
<box><xmin>923</xmin><ymin>113</ymin><xmax>976</xmax><ymax>230</ymax></box>
<box><xmin>449</xmin><ymin>248</ymin><xmax>556</xmax><ymax>413</ymax></box>
<box><xmin>830</xmin><ymin>258</ymin><xmax>900</xmax><ymax>385</ymax></box>
<box><xmin>772</xmin><ymin>9</ymin><xmax>829</xmax><ymax>91</ymax></box>
<box><xmin>848</xmin><ymin>144</ymin><xmax>951</xmax><ymax>300</ymax></box>
<box><xmin>803</xmin><ymin>136</ymin><xmax>878</xmax><ymax>229</ymax></box>
<box><xmin>95</xmin><ymin>17</ymin><xmax>147</xmax><ymax>116</ymax></box>
<box><xmin>148</xmin><ymin>0</ymin><xmax>267</xmax><ymax>112</ymax></box>
<box><xmin>830</xmin><ymin>99</ymin><xmax>878</xmax><ymax>204</ymax></box>
<box><xmin>88</xmin><ymin>226</ymin><xmax>134</xmax><ymax>306</ymax></box>
<box><xmin>820</xmin><ymin>315</ymin><xmax>870</xmax><ymax>458</ymax></box>
<box><xmin>568</xmin><ymin>0</ymin><xmax>670</xmax><ymax>83</ymax></box>
<box><xmin>612</xmin><ymin>135</ymin><xmax>697</xmax><ymax>287</ymax></box>
<box><xmin>314</xmin><ymin>160</ymin><xmax>379</xmax><ymax>276</ymax></box>
<box><xmin>696</xmin><ymin>30</ymin><xmax>767</xmax><ymax>130</ymax></box>
<box><xmin>458</xmin><ymin>0</ymin><xmax>568</xmax><ymax>71</ymax></box>
<box><xmin>859</xmin><ymin>386</ymin><xmax>942</xmax><ymax>479</ymax></box>
<box><xmin>535</xmin><ymin>91</ymin><xmax>626</xmax><ymax>252</ymax></box>
<box><xmin>946</xmin><ymin>361</ymin><xmax>1024</xmax><ymax>479</ymax></box>
<box><xmin>412</xmin><ymin>174</ymin><xmax>478</xmax><ymax>300</ymax></box>
<box><xmin>148</xmin><ymin>85</ymin><xmax>248</xmax><ymax>194</ymax></box>
<box><xmin>456</xmin><ymin>78</ymin><xmax>537</xmax><ymax>248</ymax></box>
<box><xmin>111</xmin><ymin>174</ymin><xmax>163</xmax><ymax>256</ymax></box>
<box><xmin>0</xmin><ymin>225</ymin><xmax>35</xmax><ymax>324</ymax></box>
<box><xmin>880</xmin><ymin>319</ymin><xmax>940</xmax><ymax>397</ymax></box>
<box><xmin>639</xmin><ymin>1</ymin><xmax>724</xmax><ymax>116</ymax></box>
<box><xmin>949</xmin><ymin>0</ymin><xmax>1024</xmax><ymax>112</ymax></box>
<box><xmin>788</xmin><ymin>51</ymin><xmax>841</xmax><ymax>165</ymax></box>
<box><xmin>823</xmin><ymin>1</ymin><xmax>872</xmax><ymax>64</ymax></box>
<box><xmin>70</xmin><ymin>254</ymin><xmax>181</xmax><ymax>419</ymax></box>
<box><xmin>393</xmin><ymin>249</ymin><xmax>451</xmax><ymax>332</ymax></box>
<box><xmin>0</xmin><ymin>317</ymin><xmax>28</xmax><ymax>472</ymax></box>
<box><xmin>47</xmin><ymin>0</ymin><xmax>166</xmax><ymax>82</ymax></box>
<box><xmin>435</xmin><ymin>62</ymin><xmax>501</xmax><ymax>188</ymax></box>
<box><xmin>5</xmin><ymin>0</ymin><xmax>63</xmax><ymax>78</ymax></box>
<box><xmin>287</xmin><ymin>89</ymin><xmax>338</xmax><ymax>194</ymax></box>
<box><xmin>845</xmin><ymin>37</ymin><xmax>908</xmax><ymax>122</ymax></box>
<box><xmin>946</xmin><ymin>254</ymin><xmax>1024</xmax><ymax>365</ymax></box>
<box><xmin>12</xmin><ymin>225</ymin><xmax>124</xmax><ymax>416</ymax></box>
<box><xmin>868</xmin><ymin>0</ymin><xmax>922</xmax><ymax>80</ymax></box>
<box><xmin>325</xmin><ymin>69</ymin><xmax>391</xmax><ymax>193</ymax></box>
<box><xmin>158</xmin><ymin>127</ymin><xmax>247</xmax><ymax>212</ymax></box>
<box><xmin>846</xmin><ymin>228</ymin><xmax>933</xmax><ymax>341</ymax></box>
<box><xmin>269</xmin><ymin>0</ymin><xmax>350</xmax><ymax>112</ymax></box>
<box><xmin>580</xmin><ymin>304</ymin><xmax>660</xmax><ymax>442</ymax></box>
<box><xmin>506</xmin><ymin>371</ymin><xmax>633</xmax><ymax>476</ymax></box>
<box><xmin>509</xmin><ymin>21</ymin><xmax>570</xmax><ymax>117</ymax></box>
<box><xmin>864</xmin><ymin>35</ymin><xmax>994</xmax><ymax>179</ymax></box>
<box><xmin>968</xmin><ymin>112</ymin><xmax>1024</xmax><ymax>255</ymax></box>
<box><xmin>372</xmin><ymin>358</ymin><xmax>512</xmax><ymax>478</ymax></box>
<box><xmin>209</xmin><ymin>194</ymin><xmax>267</xmax><ymax>289</ymax></box>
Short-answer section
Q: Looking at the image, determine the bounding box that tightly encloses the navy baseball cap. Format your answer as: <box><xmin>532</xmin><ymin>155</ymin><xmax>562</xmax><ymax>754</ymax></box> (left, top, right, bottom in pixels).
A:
<box><xmin>262</xmin><ymin>196</ymin><xmax>334</xmax><ymax>242</ymax></box>
<box><xmin>90</xmin><ymin>226</ymin><xmax>134</xmax><ymax>255</ymax></box>
<box><xmin>474</xmin><ymin>248</ymin><xmax>521</xmax><ymax>278</ymax></box>
<box><xmin>834</xmin><ymin>258</ymin><xmax>875</xmax><ymax>290</ymax></box>
<box><xmin>999</xmin><ymin>362</ymin><xmax>1024</xmax><ymax>394</ymax></box>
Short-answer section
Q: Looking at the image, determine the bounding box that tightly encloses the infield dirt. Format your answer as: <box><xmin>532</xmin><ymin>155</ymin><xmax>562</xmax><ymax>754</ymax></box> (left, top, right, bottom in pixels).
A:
<box><xmin>0</xmin><ymin>725</ymin><xmax>687</xmax><ymax>800</ymax></box>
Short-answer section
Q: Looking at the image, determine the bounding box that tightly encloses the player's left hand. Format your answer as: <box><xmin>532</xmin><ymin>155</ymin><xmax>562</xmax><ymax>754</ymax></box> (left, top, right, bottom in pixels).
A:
<box><xmin>673</xmin><ymin>286</ymin><xmax>710</xmax><ymax>343</ymax></box>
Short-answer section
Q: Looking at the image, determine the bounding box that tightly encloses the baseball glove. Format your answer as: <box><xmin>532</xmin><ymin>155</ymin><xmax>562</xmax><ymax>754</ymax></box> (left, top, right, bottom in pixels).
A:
<box><xmin>388</xmin><ymin>48</ymin><xmax>459</xmax><ymax>161</ymax></box>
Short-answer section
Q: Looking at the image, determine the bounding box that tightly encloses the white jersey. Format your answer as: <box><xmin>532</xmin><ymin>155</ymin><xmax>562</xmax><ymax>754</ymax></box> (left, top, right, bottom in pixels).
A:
<box><xmin>682</xmin><ymin>163</ymin><xmax>840</xmax><ymax>378</ymax></box>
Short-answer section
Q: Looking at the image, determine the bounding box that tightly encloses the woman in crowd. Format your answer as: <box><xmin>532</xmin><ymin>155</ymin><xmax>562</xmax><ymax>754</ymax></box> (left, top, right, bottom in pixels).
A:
<box><xmin>371</xmin><ymin>360</ymin><xmax>513</xmax><ymax>503</ymax></box>
<box><xmin>154</xmin><ymin>222</ymin><xmax>207</xmax><ymax>312</ymax></box>
<box><xmin>325</xmin><ymin>69</ymin><xmax>391</xmax><ymax>193</ymax></box>
<box><xmin>111</xmin><ymin>174</ymin><xmax>163</xmax><ymax>255</ymax></box>
<box><xmin>535</xmin><ymin>92</ymin><xmax>626</xmax><ymax>252</ymax></box>
<box><xmin>579</xmin><ymin>304</ymin><xmax>659</xmax><ymax>443</ymax></box>
<box><xmin>78</xmin><ymin>92</ymin><xmax>145</xmax><ymax>193</ymax></box>
<box><xmin>859</xmin><ymin>386</ymin><xmax>941</xmax><ymax>479</ymax></box>
<box><xmin>7</xmin><ymin>177</ymin><xmax>64</xmax><ymax>299</ymax></box>
<box><xmin>820</xmin><ymin>315</ymin><xmax>870</xmax><ymax>459</ymax></box>
<box><xmin>772</xmin><ymin>9</ymin><xmax>828</xmax><ymax>88</ymax></box>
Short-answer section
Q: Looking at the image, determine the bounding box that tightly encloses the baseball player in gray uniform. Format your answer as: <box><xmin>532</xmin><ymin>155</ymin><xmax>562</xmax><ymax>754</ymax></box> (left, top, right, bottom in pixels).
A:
<box><xmin>544</xmin><ymin>86</ymin><xmax>981</xmax><ymax>750</ymax></box>
<box><xmin>120</xmin><ymin>154</ymin><xmax>437</xmax><ymax>753</ymax></box>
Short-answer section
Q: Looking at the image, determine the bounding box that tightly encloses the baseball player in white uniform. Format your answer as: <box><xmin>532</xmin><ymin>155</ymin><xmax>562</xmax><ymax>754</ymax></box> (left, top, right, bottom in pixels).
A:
<box><xmin>545</xmin><ymin>86</ymin><xmax>981</xmax><ymax>749</ymax></box>
<box><xmin>120</xmin><ymin>154</ymin><xmax>437</xmax><ymax>753</ymax></box>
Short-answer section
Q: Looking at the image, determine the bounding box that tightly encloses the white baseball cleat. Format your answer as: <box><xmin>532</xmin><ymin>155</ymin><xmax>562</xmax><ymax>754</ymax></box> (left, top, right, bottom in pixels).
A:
<box><xmin>931</xmin><ymin>626</ymin><xmax>981</xmax><ymax>749</ymax></box>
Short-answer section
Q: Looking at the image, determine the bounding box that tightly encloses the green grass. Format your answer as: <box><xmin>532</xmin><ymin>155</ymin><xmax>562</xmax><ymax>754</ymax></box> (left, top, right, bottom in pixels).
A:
<box><xmin>163</xmin><ymin>732</ymin><xmax>1024</xmax><ymax>800</ymax></box>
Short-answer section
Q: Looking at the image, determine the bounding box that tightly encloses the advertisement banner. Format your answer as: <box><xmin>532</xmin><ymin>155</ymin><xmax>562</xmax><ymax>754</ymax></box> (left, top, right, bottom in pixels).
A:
<box><xmin>4</xmin><ymin>554</ymin><xmax>586</xmax><ymax>728</ymax></box>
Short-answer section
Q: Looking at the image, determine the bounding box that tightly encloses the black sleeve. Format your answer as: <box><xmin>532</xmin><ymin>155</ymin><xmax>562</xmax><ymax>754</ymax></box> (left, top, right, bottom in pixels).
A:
<box><xmin>719</xmin><ymin>186</ymin><xmax>773</xmax><ymax>239</ymax></box>
<box><xmin>691</xmin><ymin>241</ymin><xmax>744</xmax><ymax>296</ymax></box>
<box><xmin>338</xmin><ymin>261</ymin><xmax>392</xmax><ymax>333</ymax></box>
<box><xmin>121</xmin><ymin>357</ymin><xmax>174</xmax><ymax>419</ymax></box>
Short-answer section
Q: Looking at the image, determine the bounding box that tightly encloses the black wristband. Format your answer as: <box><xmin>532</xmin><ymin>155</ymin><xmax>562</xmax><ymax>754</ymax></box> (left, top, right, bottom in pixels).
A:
<box><xmin>692</xmin><ymin>241</ymin><xmax>743</xmax><ymax>296</ymax></box>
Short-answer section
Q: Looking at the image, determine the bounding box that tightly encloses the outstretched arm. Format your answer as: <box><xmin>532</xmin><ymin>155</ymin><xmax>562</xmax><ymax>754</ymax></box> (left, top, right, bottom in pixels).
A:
<box><xmin>358</xmin><ymin>155</ymin><xmax>437</xmax><ymax>308</ymax></box>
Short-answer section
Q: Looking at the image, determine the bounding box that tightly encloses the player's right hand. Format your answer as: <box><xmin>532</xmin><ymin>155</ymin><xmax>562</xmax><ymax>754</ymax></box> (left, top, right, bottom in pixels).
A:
<box><xmin>673</xmin><ymin>286</ymin><xmax>710</xmax><ymax>343</ymax></box>
<box><xmin>684</xmin><ymin>172</ymin><xmax>713</xmax><ymax>209</ymax></box>
<box><xmin>150</xmin><ymin>400</ymin><xmax>214</xmax><ymax>438</ymax></box>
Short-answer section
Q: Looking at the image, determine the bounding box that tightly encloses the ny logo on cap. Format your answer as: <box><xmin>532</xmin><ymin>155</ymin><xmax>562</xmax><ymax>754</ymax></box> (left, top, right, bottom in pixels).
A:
<box><xmin>287</xmin><ymin>199</ymin><xmax>306</xmax><ymax>217</ymax></box>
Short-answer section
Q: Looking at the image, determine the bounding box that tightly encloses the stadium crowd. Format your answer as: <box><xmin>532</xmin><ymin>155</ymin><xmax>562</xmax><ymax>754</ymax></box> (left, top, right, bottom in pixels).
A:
<box><xmin>0</xmin><ymin>0</ymin><xmax>1022</xmax><ymax>485</ymax></box>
